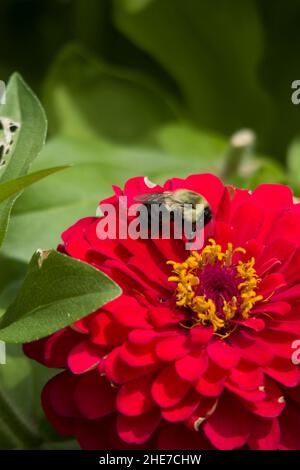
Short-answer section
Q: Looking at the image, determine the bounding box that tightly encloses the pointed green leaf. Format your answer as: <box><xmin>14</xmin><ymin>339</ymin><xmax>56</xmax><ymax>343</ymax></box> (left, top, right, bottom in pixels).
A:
<box><xmin>0</xmin><ymin>73</ymin><xmax>47</xmax><ymax>246</ymax></box>
<box><xmin>0</xmin><ymin>166</ymin><xmax>69</xmax><ymax>204</ymax></box>
<box><xmin>0</xmin><ymin>249</ymin><xmax>121</xmax><ymax>343</ymax></box>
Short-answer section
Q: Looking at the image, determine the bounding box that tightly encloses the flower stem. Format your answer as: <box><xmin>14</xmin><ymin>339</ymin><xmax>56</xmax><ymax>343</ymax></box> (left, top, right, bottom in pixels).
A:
<box><xmin>222</xmin><ymin>128</ymin><xmax>255</xmax><ymax>180</ymax></box>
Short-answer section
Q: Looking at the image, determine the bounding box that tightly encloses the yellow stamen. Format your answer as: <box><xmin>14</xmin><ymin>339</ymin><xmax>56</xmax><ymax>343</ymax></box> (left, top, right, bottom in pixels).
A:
<box><xmin>167</xmin><ymin>239</ymin><xmax>264</xmax><ymax>337</ymax></box>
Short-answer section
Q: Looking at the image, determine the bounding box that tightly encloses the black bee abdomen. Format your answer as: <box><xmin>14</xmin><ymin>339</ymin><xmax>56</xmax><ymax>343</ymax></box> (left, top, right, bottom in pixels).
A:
<box><xmin>204</xmin><ymin>206</ymin><xmax>213</xmax><ymax>225</ymax></box>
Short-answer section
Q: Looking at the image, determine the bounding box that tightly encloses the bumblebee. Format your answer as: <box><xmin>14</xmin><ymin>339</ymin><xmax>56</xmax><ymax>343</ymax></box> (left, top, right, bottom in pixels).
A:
<box><xmin>134</xmin><ymin>189</ymin><xmax>212</xmax><ymax>228</ymax></box>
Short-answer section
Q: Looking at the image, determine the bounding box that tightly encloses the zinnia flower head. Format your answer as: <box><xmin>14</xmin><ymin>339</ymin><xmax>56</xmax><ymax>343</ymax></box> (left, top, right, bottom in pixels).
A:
<box><xmin>24</xmin><ymin>173</ymin><xmax>300</xmax><ymax>449</ymax></box>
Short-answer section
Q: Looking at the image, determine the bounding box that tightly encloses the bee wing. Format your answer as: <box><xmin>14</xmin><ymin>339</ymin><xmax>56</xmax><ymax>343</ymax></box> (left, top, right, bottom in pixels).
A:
<box><xmin>134</xmin><ymin>192</ymin><xmax>172</xmax><ymax>205</ymax></box>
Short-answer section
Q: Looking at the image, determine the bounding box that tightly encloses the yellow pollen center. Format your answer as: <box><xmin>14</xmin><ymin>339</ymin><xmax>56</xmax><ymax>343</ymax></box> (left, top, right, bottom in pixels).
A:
<box><xmin>167</xmin><ymin>239</ymin><xmax>263</xmax><ymax>337</ymax></box>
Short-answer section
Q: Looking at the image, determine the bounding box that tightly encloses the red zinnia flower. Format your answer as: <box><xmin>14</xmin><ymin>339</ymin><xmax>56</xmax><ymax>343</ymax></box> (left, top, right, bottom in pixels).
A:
<box><xmin>24</xmin><ymin>174</ymin><xmax>300</xmax><ymax>450</ymax></box>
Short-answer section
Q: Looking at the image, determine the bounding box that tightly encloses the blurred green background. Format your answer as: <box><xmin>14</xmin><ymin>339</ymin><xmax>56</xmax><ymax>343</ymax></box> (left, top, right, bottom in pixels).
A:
<box><xmin>1</xmin><ymin>0</ymin><xmax>300</xmax><ymax>449</ymax></box>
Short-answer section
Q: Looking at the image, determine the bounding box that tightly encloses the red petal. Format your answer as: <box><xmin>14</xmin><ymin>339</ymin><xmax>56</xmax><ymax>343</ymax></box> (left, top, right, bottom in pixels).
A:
<box><xmin>243</xmin><ymin>378</ymin><xmax>285</xmax><ymax>418</ymax></box>
<box><xmin>42</xmin><ymin>379</ymin><xmax>74</xmax><ymax>437</ymax></box>
<box><xmin>185</xmin><ymin>398</ymin><xmax>218</xmax><ymax>430</ymax></box>
<box><xmin>252</xmin><ymin>184</ymin><xmax>293</xmax><ymax>209</ymax></box>
<box><xmin>195</xmin><ymin>363</ymin><xmax>227</xmax><ymax>397</ymax></box>
<box><xmin>104</xmin><ymin>347</ymin><xmax>158</xmax><ymax>384</ymax></box>
<box><xmin>280</xmin><ymin>246</ymin><xmax>300</xmax><ymax>285</ymax></box>
<box><xmin>259</xmin><ymin>330</ymin><xmax>297</xmax><ymax>359</ymax></box>
<box><xmin>161</xmin><ymin>390</ymin><xmax>201</xmax><ymax>422</ymax></box>
<box><xmin>279</xmin><ymin>403</ymin><xmax>300</xmax><ymax>450</ymax></box>
<box><xmin>107</xmin><ymin>295</ymin><xmax>151</xmax><ymax>329</ymax></box>
<box><xmin>124</xmin><ymin>176</ymin><xmax>163</xmax><ymax>203</ymax></box>
<box><xmin>158</xmin><ymin>421</ymin><xmax>213</xmax><ymax>450</ymax></box>
<box><xmin>269</xmin><ymin>206</ymin><xmax>300</xmax><ymax>244</ymax></box>
<box><xmin>74</xmin><ymin>417</ymin><xmax>111</xmax><ymax>450</ymax></box>
<box><xmin>120</xmin><ymin>341</ymin><xmax>157</xmax><ymax>367</ymax></box>
<box><xmin>156</xmin><ymin>334</ymin><xmax>191</xmax><ymax>361</ymax></box>
<box><xmin>239</xmin><ymin>317</ymin><xmax>265</xmax><ymax>331</ymax></box>
<box><xmin>229</xmin><ymin>360</ymin><xmax>263</xmax><ymax>391</ymax></box>
<box><xmin>68</xmin><ymin>340</ymin><xmax>104</xmax><ymax>374</ymax></box>
<box><xmin>242</xmin><ymin>238</ymin><xmax>263</xmax><ymax>260</ymax></box>
<box><xmin>225</xmin><ymin>380</ymin><xmax>266</xmax><ymax>403</ymax></box>
<box><xmin>208</xmin><ymin>339</ymin><xmax>240</xmax><ymax>369</ymax></box>
<box><xmin>257</xmin><ymin>238</ymin><xmax>295</xmax><ymax>269</ymax></box>
<box><xmin>46</xmin><ymin>371</ymin><xmax>79</xmax><ymax>418</ymax></box>
<box><xmin>128</xmin><ymin>329</ymin><xmax>167</xmax><ymax>344</ymax></box>
<box><xmin>273</xmin><ymin>283</ymin><xmax>300</xmax><ymax>302</ymax></box>
<box><xmin>231</xmin><ymin>203</ymin><xmax>264</xmax><ymax>243</ymax></box>
<box><xmin>62</xmin><ymin>217</ymin><xmax>95</xmax><ymax>260</ymax></box>
<box><xmin>248</xmin><ymin>418</ymin><xmax>280</xmax><ymax>450</ymax></box>
<box><xmin>117</xmin><ymin>374</ymin><xmax>155</xmax><ymax>416</ymax></box>
<box><xmin>152</xmin><ymin>364</ymin><xmax>191</xmax><ymax>408</ymax></box>
<box><xmin>90</xmin><ymin>312</ymin><xmax>129</xmax><ymax>346</ymax></box>
<box><xmin>257</xmin><ymin>273</ymin><xmax>286</xmax><ymax>298</ymax></box>
<box><xmin>149</xmin><ymin>237</ymin><xmax>186</xmax><ymax>266</ymax></box>
<box><xmin>257</xmin><ymin>258</ymin><xmax>281</xmax><ymax>277</ymax></box>
<box><xmin>253</xmin><ymin>301</ymin><xmax>291</xmax><ymax>316</ymax></box>
<box><xmin>265</xmin><ymin>357</ymin><xmax>300</xmax><ymax>387</ymax></box>
<box><xmin>24</xmin><ymin>328</ymin><xmax>84</xmax><ymax>368</ymax></box>
<box><xmin>190</xmin><ymin>325</ymin><xmax>213</xmax><ymax>344</ymax></box>
<box><xmin>117</xmin><ymin>409</ymin><xmax>161</xmax><ymax>444</ymax></box>
<box><xmin>233</xmin><ymin>332</ymin><xmax>273</xmax><ymax>366</ymax></box>
<box><xmin>203</xmin><ymin>392</ymin><xmax>251</xmax><ymax>449</ymax></box>
<box><xmin>74</xmin><ymin>371</ymin><xmax>116</xmax><ymax>419</ymax></box>
<box><xmin>175</xmin><ymin>349</ymin><xmax>208</xmax><ymax>382</ymax></box>
<box><xmin>150</xmin><ymin>306</ymin><xmax>185</xmax><ymax>327</ymax></box>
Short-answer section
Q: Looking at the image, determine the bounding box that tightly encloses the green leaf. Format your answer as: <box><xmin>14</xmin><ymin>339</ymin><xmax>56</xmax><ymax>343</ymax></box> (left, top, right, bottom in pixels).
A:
<box><xmin>0</xmin><ymin>249</ymin><xmax>121</xmax><ymax>343</ymax></box>
<box><xmin>0</xmin><ymin>166</ymin><xmax>69</xmax><ymax>204</ymax></box>
<box><xmin>154</xmin><ymin>123</ymin><xmax>227</xmax><ymax>175</ymax></box>
<box><xmin>119</xmin><ymin>0</ymin><xmax>155</xmax><ymax>13</ymax></box>
<box><xmin>0</xmin><ymin>73</ymin><xmax>47</xmax><ymax>246</ymax></box>
<box><xmin>43</xmin><ymin>43</ymin><xmax>177</xmax><ymax>142</ymax></box>
<box><xmin>254</xmin><ymin>2</ymin><xmax>300</xmax><ymax>160</ymax></box>
<box><xmin>287</xmin><ymin>137</ymin><xmax>300</xmax><ymax>191</ymax></box>
<box><xmin>1</xmin><ymin>127</ymin><xmax>227</xmax><ymax>262</ymax></box>
<box><xmin>239</xmin><ymin>158</ymin><xmax>286</xmax><ymax>189</ymax></box>
<box><xmin>1</xmin><ymin>136</ymin><xmax>119</xmax><ymax>261</ymax></box>
<box><xmin>156</xmin><ymin>123</ymin><xmax>226</xmax><ymax>158</ymax></box>
<box><xmin>113</xmin><ymin>0</ymin><xmax>273</xmax><ymax>147</ymax></box>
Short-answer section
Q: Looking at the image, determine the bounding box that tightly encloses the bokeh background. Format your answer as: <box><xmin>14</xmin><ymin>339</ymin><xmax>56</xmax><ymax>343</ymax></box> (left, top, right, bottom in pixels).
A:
<box><xmin>1</xmin><ymin>0</ymin><xmax>300</xmax><ymax>449</ymax></box>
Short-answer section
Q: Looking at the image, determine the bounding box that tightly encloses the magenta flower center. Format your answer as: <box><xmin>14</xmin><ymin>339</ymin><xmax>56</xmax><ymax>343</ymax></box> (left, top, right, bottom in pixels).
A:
<box><xmin>197</xmin><ymin>263</ymin><xmax>239</xmax><ymax>313</ymax></box>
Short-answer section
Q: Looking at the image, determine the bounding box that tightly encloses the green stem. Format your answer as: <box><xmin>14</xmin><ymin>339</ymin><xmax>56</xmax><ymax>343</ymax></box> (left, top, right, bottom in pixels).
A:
<box><xmin>0</xmin><ymin>384</ymin><xmax>42</xmax><ymax>449</ymax></box>
<box><xmin>222</xmin><ymin>128</ymin><xmax>255</xmax><ymax>180</ymax></box>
